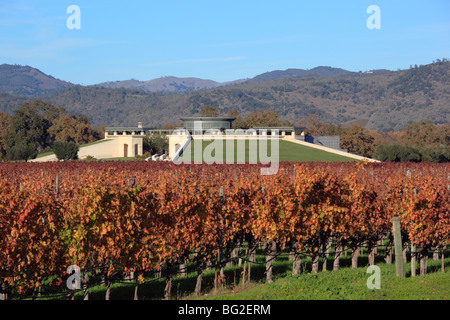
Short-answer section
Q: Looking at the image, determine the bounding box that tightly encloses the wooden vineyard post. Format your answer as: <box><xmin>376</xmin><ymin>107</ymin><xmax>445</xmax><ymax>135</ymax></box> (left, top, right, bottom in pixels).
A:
<box><xmin>241</xmin><ymin>250</ymin><xmax>247</xmax><ymax>287</ymax></box>
<box><xmin>392</xmin><ymin>216</ymin><xmax>404</xmax><ymax>277</ymax></box>
<box><xmin>351</xmin><ymin>245</ymin><xmax>360</xmax><ymax>269</ymax></box>
<box><xmin>247</xmin><ymin>250</ymin><xmax>252</xmax><ymax>284</ymax></box>
<box><xmin>218</xmin><ymin>187</ymin><xmax>225</xmax><ymax>287</ymax></box>
<box><xmin>55</xmin><ymin>174</ymin><xmax>59</xmax><ymax>198</ymax></box>
<box><xmin>408</xmin><ymin>169</ymin><xmax>417</xmax><ymax>277</ymax></box>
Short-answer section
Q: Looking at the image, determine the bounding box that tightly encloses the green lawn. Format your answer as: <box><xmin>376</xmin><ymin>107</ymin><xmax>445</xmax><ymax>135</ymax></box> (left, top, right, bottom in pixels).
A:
<box><xmin>34</xmin><ymin>244</ymin><xmax>449</xmax><ymax>301</ymax></box>
<box><xmin>35</xmin><ymin>151</ymin><xmax>55</xmax><ymax>158</ymax></box>
<box><xmin>278</xmin><ymin>140</ymin><xmax>355</xmax><ymax>162</ymax></box>
<box><xmin>178</xmin><ymin>138</ymin><xmax>356</xmax><ymax>163</ymax></box>
<box><xmin>200</xmin><ymin>261</ymin><xmax>450</xmax><ymax>300</ymax></box>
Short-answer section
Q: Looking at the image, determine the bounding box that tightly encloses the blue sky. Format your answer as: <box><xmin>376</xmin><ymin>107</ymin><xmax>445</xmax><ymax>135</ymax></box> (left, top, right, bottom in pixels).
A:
<box><xmin>1</xmin><ymin>0</ymin><xmax>449</xmax><ymax>85</ymax></box>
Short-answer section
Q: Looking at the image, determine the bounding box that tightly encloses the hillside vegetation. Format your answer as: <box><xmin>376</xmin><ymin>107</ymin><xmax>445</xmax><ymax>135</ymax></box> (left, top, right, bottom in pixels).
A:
<box><xmin>0</xmin><ymin>64</ymin><xmax>72</xmax><ymax>96</ymax></box>
<box><xmin>0</xmin><ymin>60</ymin><xmax>448</xmax><ymax>132</ymax></box>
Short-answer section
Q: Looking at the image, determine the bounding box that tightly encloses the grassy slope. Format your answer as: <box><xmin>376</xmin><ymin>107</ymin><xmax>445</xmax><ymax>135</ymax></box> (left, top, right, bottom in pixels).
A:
<box><xmin>278</xmin><ymin>140</ymin><xmax>355</xmax><ymax>162</ymax></box>
<box><xmin>181</xmin><ymin>139</ymin><xmax>356</xmax><ymax>163</ymax></box>
<box><xmin>202</xmin><ymin>261</ymin><xmax>450</xmax><ymax>300</ymax></box>
<box><xmin>37</xmin><ymin>138</ymin><xmax>356</xmax><ymax>162</ymax></box>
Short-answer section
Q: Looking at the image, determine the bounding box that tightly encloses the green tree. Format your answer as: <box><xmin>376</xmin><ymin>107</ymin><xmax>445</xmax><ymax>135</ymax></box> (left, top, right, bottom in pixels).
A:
<box><xmin>0</xmin><ymin>111</ymin><xmax>11</xmax><ymax>159</ymax></box>
<box><xmin>52</xmin><ymin>140</ymin><xmax>79</xmax><ymax>160</ymax></box>
<box><xmin>373</xmin><ymin>144</ymin><xmax>388</xmax><ymax>161</ymax></box>
<box><xmin>3</xmin><ymin>100</ymin><xmax>100</xmax><ymax>161</ymax></box>
<box><xmin>374</xmin><ymin>144</ymin><xmax>422</xmax><ymax>162</ymax></box>
<box><xmin>6</xmin><ymin>141</ymin><xmax>37</xmax><ymax>162</ymax></box>
<box><xmin>419</xmin><ymin>145</ymin><xmax>450</xmax><ymax>163</ymax></box>
<box><xmin>143</xmin><ymin>134</ymin><xmax>169</xmax><ymax>154</ymax></box>
<box><xmin>4</xmin><ymin>101</ymin><xmax>53</xmax><ymax>161</ymax></box>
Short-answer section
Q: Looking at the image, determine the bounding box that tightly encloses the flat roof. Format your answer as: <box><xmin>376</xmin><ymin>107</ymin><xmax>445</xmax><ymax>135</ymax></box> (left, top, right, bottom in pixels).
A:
<box><xmin>252</xmin><ymin>126</ymin><xmax>304</xmax><ymax>130</ymax></box>
<box><xmin>105</xmin><ymin>127</ymin><xmax>172</xmax><ymax>132</ymax></box>
<box><xmin>180</xmin><ymin>117</ymin><xmax>236</xmax><ymax>121</ymax></box>
<box><xmin>105</xmin><ymin>127</ymin><xmax>152</xmax><ymax>131</ymax></box>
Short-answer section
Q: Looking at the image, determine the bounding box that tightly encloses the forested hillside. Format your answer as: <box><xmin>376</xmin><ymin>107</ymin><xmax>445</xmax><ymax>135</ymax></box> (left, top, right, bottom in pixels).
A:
<box><xmin>0</xmin><ymin>64</ymin><xmax>72</xmax><ymax>96</ymax></box>
<box><xmin>0</xmin><ymin>60</ymin><xmax>448</xmax><ymax>131</ymax></box>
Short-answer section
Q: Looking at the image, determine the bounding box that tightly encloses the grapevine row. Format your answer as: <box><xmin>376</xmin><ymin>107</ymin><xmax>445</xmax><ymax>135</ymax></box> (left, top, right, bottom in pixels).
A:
<box><xmin>0</xmin><ymin>161</ymin><xmax>448</xmax><ymax>299</ymax></box>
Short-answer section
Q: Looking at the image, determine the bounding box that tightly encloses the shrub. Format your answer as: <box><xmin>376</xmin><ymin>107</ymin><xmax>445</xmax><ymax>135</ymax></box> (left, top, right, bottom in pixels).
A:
<box><xmin>374</xmin><ymin>144</ymin><xmax>449</xmax><ymax>162</ymax></box>
<box><xmin>6</xmin><ymin>142</ymin><xmax>37</xmax><ymax>162</ymax></box>
<box><xmin>82</xmin><ymin>155</ymin><xmax>97</xmax><ymax>162</ymax></box>
<box><xmin>52</xmin><ymin>140</ymin><xmax>79</xmax><ymax>160</ymax></box>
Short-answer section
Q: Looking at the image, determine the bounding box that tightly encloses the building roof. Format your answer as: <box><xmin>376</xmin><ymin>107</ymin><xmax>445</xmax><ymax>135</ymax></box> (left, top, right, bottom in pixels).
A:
<box><xmin>105</xmin><ymin>127</ymin><xmax>153</xmax><ymax>131</ymax></box>
<box><xmin>251</xmin><ymin>126</ymin><xmax>305</xmax><ymax>131</ymax></box>
<box><xmin>104</xmin><ymin>127</ymin><xmax>173</xmax><ymax>135</ymax></box>
<box><xmin>180</xmin><ymin>117</ymin><xmax>236</xmax><ymax>121</ymax></box>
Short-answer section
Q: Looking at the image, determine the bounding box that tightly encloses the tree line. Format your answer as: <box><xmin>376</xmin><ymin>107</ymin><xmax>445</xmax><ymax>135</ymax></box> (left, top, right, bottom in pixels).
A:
<box><xmin>297</xmin><ymin>115</ymin><xmax>449</xmax><ymax>161</ymax></box>
<box><xmin>0</xmin><ymin>100</ymin><xmax>104</xmax><ymax>161</ymax></box>
<box><xmin>200</xmin><ymin>106</ymin><xmax>449</xmax><ymax>162</ymax></box>
<box><xmin>0</xmin><ymin>101</ymin><xmax>447</xmax><ymax>163</ymax></box>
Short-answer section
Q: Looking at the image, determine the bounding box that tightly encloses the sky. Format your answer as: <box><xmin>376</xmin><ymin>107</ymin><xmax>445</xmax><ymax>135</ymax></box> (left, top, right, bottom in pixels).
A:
<box><xmin>1</xmin><ymin>0</ymin><xmax>449</xmax><ymax>85</ymax></box>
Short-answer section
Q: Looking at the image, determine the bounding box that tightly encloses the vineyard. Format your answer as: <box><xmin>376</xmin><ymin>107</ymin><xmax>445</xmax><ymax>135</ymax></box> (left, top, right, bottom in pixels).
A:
<box><xmin>0</xmin><ymin>161</ymin><xmax>449</xmax><ymax>300</ymax></box>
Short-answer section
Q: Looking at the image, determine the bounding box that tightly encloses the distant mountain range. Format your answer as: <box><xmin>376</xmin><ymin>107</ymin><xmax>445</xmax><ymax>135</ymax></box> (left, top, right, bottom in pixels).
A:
<box><xmin>94</xmin><ymin>66</ymin><xmax>374</xmax><ymax>92</ymax></box>
<box><xmin>0</xmin><ymin>64</ymin><xmax>384</xmax><ymax>96</ymax></box>
<box><xmin>95</xmin><ymin>76</ymin><xmax>248</xmax><ymax>94</ymax></box>
<box><xmin>247</xmin><ymin>66</ymin><xmax>354</xmax><ymax>82</ymax></box>
<box><xmin>0</xmin><ymin>64</ymin><xmax>72</xmax><ymax>96</ymax></box>
<box><xmin>0</xmin><ymin>60</ymin><xmax>448</xmax><ymax>132</ymax></box>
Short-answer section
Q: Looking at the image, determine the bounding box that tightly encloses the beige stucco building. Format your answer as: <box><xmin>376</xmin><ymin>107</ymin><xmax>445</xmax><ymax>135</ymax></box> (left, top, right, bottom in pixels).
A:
<box><xmin>31</xmin><ymin>122</ymin><xmax>172</xmax><ymax>162</ymax></box>
<box><xmin>31</xmin><ymin>118</ymin><xmax>378</xmax><ymax>163</ymax></box>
